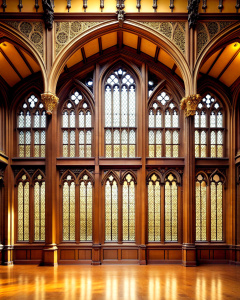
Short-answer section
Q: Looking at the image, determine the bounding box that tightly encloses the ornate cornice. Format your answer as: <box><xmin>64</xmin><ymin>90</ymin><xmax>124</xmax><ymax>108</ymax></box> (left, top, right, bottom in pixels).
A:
<box><xmin>41</xmin><ymin>92</ymin><xmax>59</xmax><ymax>115</ymax></box>
<box><xmin>180</xmin><ymin>94</ymin><xmax>202</xmax><ymax>117</ymax></box>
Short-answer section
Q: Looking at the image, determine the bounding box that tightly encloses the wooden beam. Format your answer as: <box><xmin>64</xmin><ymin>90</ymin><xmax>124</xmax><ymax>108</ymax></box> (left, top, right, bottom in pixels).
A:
<box><xmin>217</xmin><ymin>48</ymin><xmax>240</xmax><ymax>80</ymax></box>
<box><xmin>137</xmin><ymin>36</ymin><xmax>141</xmax><ymax>54</ymax></box>
<box><xmin>154</xmin><ymin>46</ymin><xmax>160</xmax><ymax>62</ymax></box>
<box><xmin>0</xmin><ymin>47</ymin><xmax>23</xmax><ymax>80</ymax></box>
<box><xmin>171</xmin><ymin>63</ymin><xmax>177</xmax><ymax>74</ymax></box>
<box><xmin>98</xmin><ymin>37</ymin><xmax>103</xmax><ymax>55</ymax></box>
<box><xmin>14</xmin><ymin>46</ymin><xmax>34</xmax><ymax>74</ymax></box>
<box><xmin>81</xmin><ymin>47</ymin><xmax>87</xmax><ymax>63</ymax></box>
<box><xmin>206</xmin><ymin>47</ymin><xmax>225</xmax><ymax>75</ymax></box>
<box><xmin>117</xmin><ymin>31</ymin><xmax>123</xmax><ymax>49</ymax></box>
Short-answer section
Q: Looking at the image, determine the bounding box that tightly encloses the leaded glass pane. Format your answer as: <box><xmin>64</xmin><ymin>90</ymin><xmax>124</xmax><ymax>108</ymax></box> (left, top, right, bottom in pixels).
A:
<box><xmin>165</xmin><ymin>110</ymin><xmax>171</xmax><ymax>127</ymax></box>
<box><xmin>129</xmin><ymin>86</ymin><xmax>136</xmax><ymax>127</ymax></box>
<box><xmin>113</xmin><ymin>85</ymin><xmax>120</xmax><ymax>127</ymax></box>
<box><xmin>63</xmin><ymin>182</ymin><xmax>75</xmax><ymax>241</ymax></box>
<box><xmin>70</xmin><ymin>131</ymin><xmax>75</xmax><ymax>157</ymax></box>
<box><xmin>79</xmin><ymin>111</ymin><xmax>84</xmax><ymax>128</ymax></box>
<box><xmin>80</xmin><ymin>181</ymin><xmax>92</xmax><ymax>241</ymax></box>
<box><xmin>34</xmin><ymin>111</ymin><xmax>40</xmax><ymax>128</ymax></box>
<box><xmin>70</xmin><ymin>111</ymin><xmax>75</xmax><ymax>128</ymax></box>
<box><xmin>18</xmin><ymin>182</ymin><xmax>24</xmax><ymax>241</ymax></box>
<box><xmin>149</xmin><ymin>110</ymin><xmax>154</xmax><ymax>128</ymax></box>
<box><xmin>105</xmin><ymin>85</ymin><xmax>112</xmax><ymax>127</ymax></box>
<box><xmin>210</xmin><ymin>180</ymin><xmax>223</xmax><ymax>242</ymax></box>
<box><xmin>19</xmin><ymin>112</ymin><xmax>24</xmax><ymax>128</ymax></box>
<box><xmin>86</xmin><ymin>111</ymin><xmax>91</xmax><ymax>128</ymax></box>
<box><xmin>63</xmin><ymin>111</ymin><xmax>68</xmax><ymax>128</ymax></box>
<box><xmin>26</xmin><ymin>111</ymin><xmax>31</xmax><ymax>127</ymax></box>
<box><xmin>121</xmin><ymin>86</ymin><xmax>128</xmax><ymax>127</ymax></box>
<box><xmin>211</xmin><ymin>131</ymin><xmax>216</xmax><ymax>157</ymax></box>
<box><xmin>34</xmin><ymin>181</ymin><xmax>45</xmax><ymax>241</ymax></box>
<box><xmin>195</xmin><ymin>112</ymin><xmax>199</xmax><ymax>128</ymax></box>
<box><xmin>148</xmin><ymin>179</ymin><xmax>160</xmax><ymax>242</ymax></box>
<box><xmin>210</xmin><ymin>112</ymin><xmax>216</xmax><ymax>127</ymax></box>
<box><xmin>149</xmin><ymin>131</ymin><xmax>154</xmax><ymax>145</ymax></box>
<box><xmin>200</xmin><ymin>111</ymin><xmax>206</xmax><ymax>127</ymax></box>
<box><xmin>41</xmin><ymin>111</ymin><xmax>46</xmax><ymax>128</ymax></box>
<box><xmin>105</xmin><ymin>179</ymin><xmax>118</xmax><ymax>241</ymax></box>
<box><xmin>156</xmin><ymin>111</ymin><xmax>162</xmax><ymax>127</ymax></box>
<box><xmin>172</xmin><ymin>110</ymin><xmax>178</xmax><ymax>128</ymax></box>
<box><xmin>195</xmin><ymin>180</ymin><xmax>207</xmax><ymax>241</ymax></box>
<box><xmin>217</xmin><ymin>112</ymin><xmax>223</xmax><ymax>128</ymax></box>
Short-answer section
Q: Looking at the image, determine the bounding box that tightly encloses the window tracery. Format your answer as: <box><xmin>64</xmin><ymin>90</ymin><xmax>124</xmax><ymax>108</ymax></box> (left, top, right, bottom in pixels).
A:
<box><xmin>104</xmin><ymin>68</ymin><xmax>136</xmax><ymax>158</ymax></box>
<box><xmin>195</xmin><ymin>94</ymin><xmax>224</xmax><ymax>158</ymax></box>
<box><xmin>148</xmin><ymin>91</ymin><xmax>179</xmax><ymax>158</ymax></box>
<box><xmin>17</xmin><ymin>94</ymin><xmax>46</xmax><ymax>158</ymax></box>
<box><xmin>62</xmin><ymin>90</ymin><xmax>93</xmax><ymax>158</ymax></box>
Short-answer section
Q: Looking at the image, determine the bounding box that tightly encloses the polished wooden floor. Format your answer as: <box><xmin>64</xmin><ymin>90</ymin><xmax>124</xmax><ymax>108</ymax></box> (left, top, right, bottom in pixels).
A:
<box><xmin>0</xmin><ymin>264</ymin><xmax>239</xmax><ymax>300</ymax></box>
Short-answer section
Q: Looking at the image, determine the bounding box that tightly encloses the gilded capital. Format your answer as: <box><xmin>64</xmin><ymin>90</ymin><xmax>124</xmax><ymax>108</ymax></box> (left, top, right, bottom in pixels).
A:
<box><xmin>180</xmin><ymin>94</ymin><xmax>202</xmax><ymax>117</ymax></box>
<box><xmin>41</xmin><ymin>92</ymin><xmax>59</xmax><ymax>115</ymax></box>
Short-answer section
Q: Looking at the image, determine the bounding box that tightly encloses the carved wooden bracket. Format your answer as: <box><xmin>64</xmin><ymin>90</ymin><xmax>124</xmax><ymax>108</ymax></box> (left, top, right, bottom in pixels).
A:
<box><xmin>41</xmin><ymin>92</ymin><xmax>59</xmax><ymax>115</ymax></box>
<box><xmin>187</xmin><ymin>0</ymin><xmax>200</xmax><ymax>29</ymax></box>
<box><xmin>116</xmin><ymin>0</ymin><xmax>125</xmax><ymax>27</ymax></box>
<box><xmin>42</xmin><ymin>0</ymin><xmax>54</xmax><ymax>30</ymax></box>
<box><xmin>180</xmin><ymin>94</ymin><xmax>202</xmax><ymax>117</ymax></box>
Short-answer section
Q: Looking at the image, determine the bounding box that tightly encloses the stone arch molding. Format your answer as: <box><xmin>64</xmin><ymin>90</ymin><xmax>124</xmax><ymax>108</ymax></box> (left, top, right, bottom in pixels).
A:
<box><xmin>49</xmin><ymin>20</ymin><xmax>191</xmax><ymax>96</ymax></box>
<box><xmin>193</xmin><ymin>22</ymin><xmax>240</xmax><ymax>94</ymax></box>
<box><xmin>0</xmin><ymin>21</ymin><xmax>47</xmax><ymax>91</ymax></box>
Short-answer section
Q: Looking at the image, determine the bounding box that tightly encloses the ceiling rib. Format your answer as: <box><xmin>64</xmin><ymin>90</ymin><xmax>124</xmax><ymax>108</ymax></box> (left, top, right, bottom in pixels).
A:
<box><xmin>15</xmin><ymin>46</ymin><xmax>34</xmax><ymax>74</ymax></box>
<box><xmin>0</xmin><ymin>47</ymin><xmax>23</xmax><ymax>80</ymax></box>
<box><xmin>217</xmin><ymin>48</ymin><xmax>240</xmax><ymax>80</ymax></box>
<box><xmin>206</xmin><ymin>47</ymin><xmax>225</xmax><ymax>75</ymax></box>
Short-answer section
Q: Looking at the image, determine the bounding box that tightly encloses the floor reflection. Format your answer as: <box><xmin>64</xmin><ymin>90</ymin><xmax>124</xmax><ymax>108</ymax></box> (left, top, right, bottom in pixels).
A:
<box><xmin>0</xmin><ymin>265</ymin><xmax>238</xmax><ymax>300</ymax></box>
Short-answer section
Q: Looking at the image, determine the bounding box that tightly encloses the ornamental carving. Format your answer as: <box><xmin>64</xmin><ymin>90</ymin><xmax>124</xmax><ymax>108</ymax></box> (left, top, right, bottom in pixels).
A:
<box><xmin>6</xmin><ymin>21</ymin><xmax>44</xmax><ymax>58</ymax></box>
<box><xmin>116</xmin><ymin>0</ymin><xmax>125</xmax><ymax>28</ymax></box>
<box><xmin>42</xmin><ymin>0</ymin><xmax>54</xmax><ymax>30</ymax></box>
<box><xmin>41</xmin><ymin>92</ymin><xmax>59</xmax><ymax>115</ymax></box>
<box><xmin>180</xmin><ymin>94</ymin><xmax>202</xmax><ymax>117</ymax></box>
<box><xmin>187</xmin><ymin>0</ymin><xmax>200</xmax><ymax>29</ymax></box>
<box><xmin>197</xmin><ymin>21</ymin><xmax>234</xmax><ymax>56</ymax></box>
<box><xmin>55</xmin><ymin>21</ymin><xmax>102</xmax><ymax>56</ymax></box>
<box><xmin>138</xmin><ymin>21</ymin><xmax>186</xmax><ymax>55</ymax></box>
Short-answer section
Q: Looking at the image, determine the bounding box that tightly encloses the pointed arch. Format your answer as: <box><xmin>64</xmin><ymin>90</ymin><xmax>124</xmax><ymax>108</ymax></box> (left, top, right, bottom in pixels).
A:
<box><xmin>15</xmin><ymin>168</ymin><xmax>31</xmax><ymax>185</ymax></box>
<box><xmin>78</xmin><ymin>169</ymin><xmax>94</xmax><ymax>184</ymax></box>
<box><xmin>0</xmin><ymin>22</ymin><xmax>47</xmax><ymax>91</ymax></box>
<box><xmin>60</xmin><ymin>169</ymin><xmax>76</xmax><ymax>184</ymax></box>
<box><xmin>196</xmin><ymin>171</ymin><xmax>209</xmax><ymax>186</ymax></box>
<box><xmin>163</xmin><ymin>169</ymin><xmax>181</xmax><ymax>185</ymax></box>
<box><xmin>121</xmin><ymin>170</ymin><xmax>137</xmax><ymax>185</ymax></box>
<box><xmin>209</xmin><ymin>169</ymin><xmax>227</xmax><ymax>185</ymax></box>
<box><xmin>146</xmin><ymin>169</ymin><xmax>163</xmax><ymax>184</ymax></box>
<box><xmin>101</xmin><ymin>170</ymin><xmax>120</xmax><ymax>186</ymax></box>
<box><xmin>49</xmin><ymin>21</ymin><xmax>191</xmax><ymax>95</ymax></box>
<box><xmin>32</xmin><ymin>169</ymin><xmax>46</xmax><ymax>181</ymax></box>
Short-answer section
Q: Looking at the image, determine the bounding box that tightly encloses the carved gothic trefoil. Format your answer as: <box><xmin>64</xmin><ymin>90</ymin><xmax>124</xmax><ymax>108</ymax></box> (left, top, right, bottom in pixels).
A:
<box><xmin>42</xmin><ymin>0</ymin><xmax>54</xmax><ymax>30</ymax></box>
<box><xmin>41</xmin><ymin>92</ymin><xmax>59</xmax><ymax>115</ymax></box>
<box><xmin>187</xmin><ymin>0</ymin><xmax>200</xmax><ymax>29</ymax></box>
<box><xmin>180</xmin><ymin>94</ymin><xmax>202</xmax><ymax>117</ymax></box>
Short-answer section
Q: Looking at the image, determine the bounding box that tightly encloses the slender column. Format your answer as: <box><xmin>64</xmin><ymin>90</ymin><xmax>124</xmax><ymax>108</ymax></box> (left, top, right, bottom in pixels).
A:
<box><xmin>92</xmin><ymin>64</ymin><xmax>101</xmax><ymax>265</ymax></box>
<box><xmin>181</xmin><ymin>94</ymin><xmax>201</xmax><ymax>266</ymax></box>
<box><xmin>236</xmin><ymin>151</ymin><xmax>240</xmax><ymax>264</ymax></box>
<box><xmin>41</xmin><ymin>93</ymin><xmax>59</xmax><ymax>265</ymax></box>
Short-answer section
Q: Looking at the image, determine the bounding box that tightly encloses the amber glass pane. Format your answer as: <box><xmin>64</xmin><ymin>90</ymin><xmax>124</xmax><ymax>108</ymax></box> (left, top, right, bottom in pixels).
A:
<box><xmin>18</xmin><ymin>181</ymin><xmax>29</xmax><ymax>241</ymax></box>
<box><xmin>123</xmin><ymin>176</ymin><xmax>135</xmax><ymax>241</ymax></box>
<box><xmin>211</xmin><ymin>181</ymin><xmax>223</xmax><ymax>241</ymax></box>
<box><xmin>105</xmin><ymin>179</ymin><xmax>118</xmax><ymax>241</ymax></box>
<box><xmin>148</xmin><ymin>179</ymin><xmax>160</xmax><ymax>242</ymax></box>
<box><xmin>34</xmin><ymin>181</ymin><xmax>45</xmax><ymax>241</ymax></box>
<box><xmin>63</xmin><ymin>182</ymin><xmax>75</xmax><ymax>241</ymax></box>
<box><xmin>195</xmin><ymin>180</ymin><xmax>207</xmax><ymax>241</ymax></box>
<box><xmin>80</xmin><ymin>181</ymin><xmax>92</xmax><ymax>241</ymax></box>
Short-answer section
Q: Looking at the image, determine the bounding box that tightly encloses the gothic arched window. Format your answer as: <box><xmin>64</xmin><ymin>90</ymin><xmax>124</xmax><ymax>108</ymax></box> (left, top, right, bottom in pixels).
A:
<box><xmin>148</xmin><ymin>91</ymin><xmax>179</xmax><ymax>158</ymax></box>
<box><xmin>105</xmin><ymin>68</ymin><xmax>136</xmax><ymax>158</ymax></box>
<box><xmin>62</xmin><ymin>90</ymin><xmax>93</xmax><ymax>158</ymax></box>
<box><xmin>17</xmin><ymin>94</ymin><xmax>46</xmax><ymax>157</ymax></box>
<box><xmin>164</xmin><ymin>173</ymin><xmax>178</xmax><ymax>242</ymax></box>
<box><xmin>195</xmin><ymin>94</ymin><xmax>224</xmax><ymax>158</ymax></box>
<box><xmin>195</xmin><ymin>173</ymin><xmax>207</xmax><ymax>241</ymax></box>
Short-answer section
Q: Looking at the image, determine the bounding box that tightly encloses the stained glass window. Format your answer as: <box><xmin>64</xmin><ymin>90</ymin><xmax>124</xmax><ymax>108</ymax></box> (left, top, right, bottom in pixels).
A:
<box><xmin>62</xmin><ymin>90</ymin><xmax>93</xmax><ymax>157</ymax></box>
<box><xmin>195</xmin><ymin>174</ymin><xmax>207</xmax><ymax>241</ymax></box>
<box><xmin>195</xmin><ymin>94</ymin><xmax>224</xmax><ymax>158</ymax></box>
<box><xmin>105</xmin><ymin>175</ymin><xmax>118</xmax><ymax>241</ymax></box>
<box><xmin>17</xmin><ymin>94</ymin><xmax>46</xmax><ymax>157</ymax></box>
<box><xmin>18</xmin><ymin>175</ymin><xmax>29</xmax><ymax>241</ymax></box>
<box><xmin>122</xmin><ymin>174</ymin><xmax>135</xmax><ymax>241</ymax></box>
<box><xmin>165</xmin><ymin>173</ymin><xmax>178</xmax><ymax>242</ymax></box>
<box><xmin>148</xmin><ymin>174</ymin><xmax>161</xmax><ymax>242</ymax></box>
<box><xmin>148</xmin><ymin>92</ymin><xmax>179</xmax><ymax>158</ymax></box>
<box><xmin>34</xmin><ymin>175</ymin><xmax>45</xmax><ymax>241</ymax></box>
<box><xmin>210</xmin><ymin>174</ymin><xmax>223</xmax><ymax>241</ymax></box>
<box><xmin>63</xmin><ymin>175</ymin><xmax>75</xmax><ymax>241</ymax></box>
<box><xmin>104</xmin><ymin>68</ymin><xmax>136</xmax><ymax>157</ymax></box>
<box><xmin>80</xmin><ymin>175</ymin><xmax>92</xmax><ymax>241</ymax></box>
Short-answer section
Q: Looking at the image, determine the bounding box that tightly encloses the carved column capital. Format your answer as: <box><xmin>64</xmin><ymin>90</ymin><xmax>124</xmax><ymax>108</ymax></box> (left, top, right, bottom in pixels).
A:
<box><xmin>41</xmin><ymin>92</ymin><xmax>59</xmax><ymax>115</ymax></box>
<box><xmin>180</xmin><ymin>94</ymin><xmax>202</xmax><ymax>117</ymax></box>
